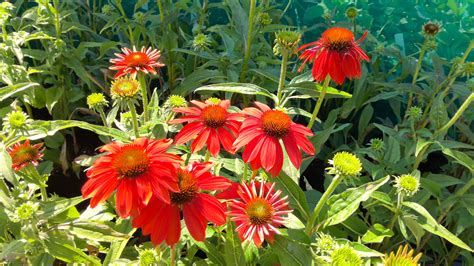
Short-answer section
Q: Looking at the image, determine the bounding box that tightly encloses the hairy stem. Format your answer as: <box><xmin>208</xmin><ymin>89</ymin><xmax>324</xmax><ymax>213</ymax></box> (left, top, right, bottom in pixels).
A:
<box><xmin>276</xmin><ymin>50</ymin><xmax>289</xmax><ymax>106</ymax></box>
<box><xmin>138</xmin><ymin>73</ymin><xmax>149</xmax><ymax>122</ymax></box>
<box><xmin>127</xmin><ymin>102</ymin><xmax>140</xmax><ymax>138</ymax></box>
<box><xmin>239</xmin><ymin>0</ymin><xmax>256</xmax><ymax>82</ymax></box>
<box><xmin>305</xmin><ymin>175</ymin><xmax>342</xmax><ymax>235</ymax></box>
<box><xmin>407</xmin><ymin>37</ymin><xmax>428</xmax><ymax>110</ymax></box>
<box><xmin>307</xmin><ymin>75</ymin><xmax>331</xmax><ymax>129</ymax></box>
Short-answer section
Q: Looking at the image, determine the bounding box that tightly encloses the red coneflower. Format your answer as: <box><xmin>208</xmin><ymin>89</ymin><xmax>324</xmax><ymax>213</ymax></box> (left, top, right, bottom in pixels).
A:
<box><xmin>228</xmin><ymin>180</ymin><xmax>291</xmax><ymax>247</ymax></box>
<box><xmin>169</xmin><ymin>99</ymin><xmax>243</xmax><ymax>157</ymax></box>
<box><xmin>233</xmin><ymin>102</ymin><xmax>314</xmax><ymax>176</ymax></box>
<box><xmin>7</xmin><ymin>140</ymin><xmax>44</xmax><ymax>171</ymax></box>
<box><xmin>132</xmin><ymin>162</ymin><xmax>231</xmax><ymax>246</ymax></box>
<box><xmin>109</xmin><ymin>46</ymin><xmax>165</xmax><ymax>78</ymax></box>
<box><xmin>81</xmin><ymin>138</ymin><xmax>182</xmax><ymax>218</ymax></box>
<box><xmin>297</xmin><ymin>27</ymin><xmax>369</xmax><ymax>85</ymax></box>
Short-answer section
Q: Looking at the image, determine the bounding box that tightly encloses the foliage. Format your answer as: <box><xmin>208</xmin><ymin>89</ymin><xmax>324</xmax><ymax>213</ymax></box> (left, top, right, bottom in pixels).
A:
<box><xmin>0</xmin><ymin>0</ymin><xmax>473</xmax><ymax>265</ymax></box>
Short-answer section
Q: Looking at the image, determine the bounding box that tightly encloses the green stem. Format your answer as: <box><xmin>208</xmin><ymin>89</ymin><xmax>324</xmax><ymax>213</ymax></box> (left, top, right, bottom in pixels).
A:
<box><xmin>276</xmin><ymin>50</ymin><xmax>289</xmax><ymax>106</ymax></box>
<box><xmin>413</xmin><ymin>93</ymin><xmax>474</xmax><ymax>170</ymax></box>
<box><xmin>2</xmin><ymin>24</ymin><xmax>7</xmax><ymax>42</ymax></box>
<box><xmin>305</xmin><ymin>175</ymin><xmax>342</xmax><ymax>235</ymax></box>
<box><xmin>170</xmin><ymin>245</ymin><xmax>176</xmax><ymax>265</ymax></box>
<box><xmin>53</xmin><ymin>0</ymin><xmax>61</xmax><ymax>39</ymax></box>
<box><xmin>128</xmin><ymin>102</ymin><xmax>140</xmax><ymax>138</ymax></box>
<box><xmin>239</xmin><ymin>0</ymin><xmax>256</xmax><ymax>82</ymax></box>
<box><xmin>98</xmin><ymin>109</ymin><xmax>109</xmax><ymax>127</ymax></box>
<box><xmin>116</xmin><ymin>2</ymin><xmax>134</xmax><ymax>45</ymax></box>
<box><xmin>204</xmin><ymin>150</ymin><xmax>210</xmax><ymax>162</ymax></box>
<box><xmin>137</xmin><ymin>73</ymin><xmax>149</xmax><ymax>123</ymax></box>
<box><xmin>307</xmin><ymin>75</ymin><xmax>331</xmax><ymax>129</ymax></box>
<box><xmin>157</xmin><ymin>0</ymin><xmax>165</xmax><ymax>25</ymax></box>
<box><xmin>419</xmin><ymin>41</ymin><xmax>473</xmax><ymax>128</ymax></box>
<box><xmin>407</xmin><ymin>37</ymin><xmax>429</xmax><ymax>110</ymax></box>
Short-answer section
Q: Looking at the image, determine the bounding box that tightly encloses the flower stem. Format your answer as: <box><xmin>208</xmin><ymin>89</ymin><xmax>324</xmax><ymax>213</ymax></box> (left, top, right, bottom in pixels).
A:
<box><xmin>276</xmin><ymin>49</ymin><xmax>289</xmax><ymax>106</ymax></box>
<box><xmin>407</xmin><ymin>37</ymin><xmax>429</xmax><ymax>110</ymax></box>
<box><xmin>413</xmin><ymin>93</ymin><xmax>473</xmax><ymax>170</ymax></box>
<box><xmin>307</xmin><ymin>75</ymin><xmax>331</xmax><ymax>129</ymax></box>
<box><xmin>238</xmin><ymin>0</ymin><xmax>256</xmax><ymax>82</ymax></box>
<box><xmin>305</xmin><ymin>175</ymin><xmax>342</xmax><ymax>236</ymax></box>
<box><xmin>98</xmin><ymin>109</ymin><xmax>109</xmax><ymax>128</ymax></box>
<box><xmin>127</xmin><ymin>102</ymin><xmax>140</xmax><ymax>138</ymax></box>
<box><xmin>137</xmin><ymin>73</ymin><xmax>149</xmax><ymax>123</ymax></box>
<box><xmin>170</xmin><ymin>245</ymin><xmax>176</xmax><ymax>265</ymax></box>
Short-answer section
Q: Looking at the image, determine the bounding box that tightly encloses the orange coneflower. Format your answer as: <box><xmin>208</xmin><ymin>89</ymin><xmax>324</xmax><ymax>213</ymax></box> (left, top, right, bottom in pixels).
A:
<box><xmin>81</xmin><ymin>138</ymin><xmax>182</xmax><ymax>218</ymax></box>
<box><xmin>169</xmin><ymin>99</ymin><xmax>243</xmax><ymax>157</ymax></box>
<box><xmin>132</xmin><ymin>162</ymin><xmax>231</xmax><ymax>246</ymax></box>
<box><xmin>297</xmin><ymin>27</ymin><xmax>369</xmax><ymax>85</ymax></box>
<box><xmin>109</xmin><ymin>46</ymin><xmax>165</xmax><ymax>78</ymax></box>
<box><xmin>233</xmin><ymin>102</ymin><xmax>314</xmax><ymax>176</ymax></box>
<box><xmin>7</xmin><ymin>140</ymin><xmax>44</xmax><ymax>171</ymax></box>
<box><xmin>228</xmin><ymin>180</ymin><xmax>291</xmax><ymax>247</ymax></box>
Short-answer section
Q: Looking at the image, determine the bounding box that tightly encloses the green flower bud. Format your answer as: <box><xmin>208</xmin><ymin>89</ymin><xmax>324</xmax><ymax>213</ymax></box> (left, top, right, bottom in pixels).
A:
<box><xmin>407</xmin><ymin>106</ymin><xmax>422</xmax><ymax>121</ymax></box>
<box><xmin>328</xmin><ymin>151</ymin><xmax>362</xmax><ymax>178</ymax></box>
<box><xmin>345</xmin><ymin>7</ymin><xmax>358</xmax><ymax>20</ymax></box>
<box><xmin>3</xmin><ymin>110</ymin><xmax>30</xmax><ymax>132</ymax></box>
<box><xmin>394</xmin><ymin>174</ymin><xmax>420</xmax><ymax>197</ymax></box>
<box><xmin>16</xmin><ymin>202</ymin><xmax>37</xmax><ymax>220</ymax></box>
<box><xmin>258</xmin><ymin>12</ymin><xmax>272</xmax><ymax>26</ymax></box>
<box><xmin>206</xmin><ymin>97</ymin><xmax>221</xmax><ymax>105</ymax></box>
<box><xmin>166</xmin><ymin>95</ymin><xmax>187</xmax><ymax>108</ymax></box>
<box><xmin>274</xmin><ymin>30</ymin><xmax>302</xmax><ymax>56</ymax></box>
<box><xmin>87</xmin><ymin>93</ymin><xmax>109</xmax><ymax>110</ymax></box>
<box><xmin>314</xmin><ymin>233</ymin><xmax>336</xmax><ymax>255</ymax></box>
<box><xmin>192</xmin><ymin>33</ymin><xmax>211</xmax><ymax>51</ymax></box>
<box><xmin>331</xmin><ymin>245</ymin><xmax>362</xmax><ymax>266</ymax></box>
<box><xmin>369</xmin><ymin>138</ymin><xmax>384</xmax><ymax>152</ymax></box>
<box><xmin>139</xmin><ymin>248</ymin><xmax>158</xmax><ymax>266</ymax></box>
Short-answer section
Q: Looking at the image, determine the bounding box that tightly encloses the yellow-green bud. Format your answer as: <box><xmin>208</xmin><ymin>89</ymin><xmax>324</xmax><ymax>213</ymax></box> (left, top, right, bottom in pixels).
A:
<box><xmin>16</xmin><ymin>202</ymin><xmax>37</xmax><ymax>220</ymax></box>
<box><xmin>87</xmin><ymin>93</ymin><xmax>108</xmax><ymax>110</ymax></box>
<box><xmin>167</xmin><ymin>95</ymin><xmax>187</xmax><ymax>108</ymax></box>
<box><xmin>192</xmin><ymin>33</ymin><xmax>211</xmax><ymax>51</ymax></box>
<box><xmin>394</xmin><ymin>174</ymin><xmax>420</xmax><ymax>197</ymax></box>
<box><xmin>3</xmin><ymin>110</ymin><xmax>30</xmax><ymax>132</ymax></box>
<box><xmin>407</xmin><ymin>106</ymin><xmax>422</xmax><ymax>121</ymax></box>
<box><xmin>369</xmin><ymin>138</ymin><xmax>384</xmax><ymax>152</ymax></box>
<box><xmin>258</xmin><ymin>12</ymin><xmax>272</xmax><ymax>26</ymax></box>
<box><xmin>328</xmin><ymin>152</ymin><xmax>363</xmax><ymax>178</ymax></box>
<box><xmin>331</xmin><ymin>245</ymin><xmax>362</xmax><ymax>266</ymax></box>
<box><xmin>345</xmin><ymin>7</ymin><xmax>358</xmax><ymax>20</ymax></box>
<box><xmin>206</xmin><ymin>97</ymin><xmax>221</xmax><ymax>105</ymax></box>
<box><xmin>274</xmin><ymin>30</ymin><xmax>302</xmax><ymax>56</ymax></box>
<box><xmin>139</xmin><ymin>248</ymin><xmax>158</xmax><ymax>266</ymax></box>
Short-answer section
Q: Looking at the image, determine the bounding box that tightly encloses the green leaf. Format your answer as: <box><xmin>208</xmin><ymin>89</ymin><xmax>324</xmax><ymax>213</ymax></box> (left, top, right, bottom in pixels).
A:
<box><xmin>103</xmin><ymin>219</ymin><xmax>136</xmax><ymax>265</ymax></box>
<box><xmin>195</xmin><ymin>83</ymin><xmax>276</xmax><ymax>99</ymax></box>
<box><xmin>223</xmin><ymin>221</ymin><xmax>245</xmax><ymax>266</ymax></box>
<box><xmin>275</xmin><ymin>172</ymin><xmax>310</xmax><ymax>221</ymax></box>
<box><xmin>271</xmin><ymin>235</ymin><xmax>312</xmax><ymax>266</ymax></box>
<box><xmin>401</xmin><ymin>216</ymin><xmax>424</xmax><ymax>245</ymax></box>
<box><xmin>0</xmin><ymin>240</ymin><xmax>26</xmax><ymax>260</ymax></box>
<box><xmin>429</xmin><ymin>94</ymin><xmax>449</xmax><ymax>130</ymax></box>
<box><xmin>440</xmin><ymin>148</ymin><xmax>474</xmax><ymax>172</ymax></box>
<box><xmin>40</xmin><ymin>196</ymin><xmax>85</xmax><ymax>220</ymax></box>
<box><xmin>59</xmin><ymin>221</ymin><xmax>130</xmax><ymax>242</ymax></box>
<box><xmin>285</xmin><ymin>82</ymin><xmax>352</xmax><ymax>99</ymax></box>
<box><xmin>324</xmin><ymin>176</ymin><xmax>390</xmax><ymax>227</ymax></box>
<box><xmin>194</xmin><ymin>242</ymin><xmax>226</xmax><ymax>265</ymax></box>
<box><xmin>0</xmin><ymin>82</ymin><xmax>39</xmax><ymax>101</ymax></box>
<box><xmin>415</xmin><ymin>139</ymin><xmax>433</xmax><ymax>156</ymax></box>
<box><xmin>43</xmin><ymin>236</ymin><xmax>100</xmax><ymax>265</ymax></box>
<box><xmin>0</xmin><ymin>143</ymin><xmax>16</xmax><ymax>185</ymax></box>
<box><xmin>403</xmin><ymin>201</ymin><xmax>473</xmax><ymax>251</ymax></box>
<box><xmin>27</xmin><ymin>120</ymin><xmax>130</xmax><ymax>142</ymax></box>
<box><xmin>362</xmin><ymin>223</ymin><xmax>394</xmax><ymax>243</ymax></box>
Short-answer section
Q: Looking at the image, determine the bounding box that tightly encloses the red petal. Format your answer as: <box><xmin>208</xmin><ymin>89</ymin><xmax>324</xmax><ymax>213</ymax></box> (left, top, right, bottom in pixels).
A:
<box><xmin>183</xmin><ymin>202</ymin><xmax>207</xmax><ymax>241</ymax></box>
<box><xmin>196</xmin><ymin>194</ymin><xmax>227</xmax><ymax>225</ymax></box>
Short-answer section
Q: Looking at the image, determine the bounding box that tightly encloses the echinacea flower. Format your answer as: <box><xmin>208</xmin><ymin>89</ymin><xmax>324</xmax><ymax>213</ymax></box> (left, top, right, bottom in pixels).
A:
<box><xmin>228</xmin><ymin>180</ymin><xmax>291</xmax><ymax>247</ymax></box>
<box><xmin>297</xmin><ymin>27</ymin><xmax>369</xmax><ymax>85</ymax></box>
<box><xmin>169</xmin><ymin>100</ymin><xmax>243</xmax><ymax>157</ymax></box>
<box><xmin>81</xmin><ymin>138</ymin><xmax>182</xmax><ymax>218</ymax></box>
<box><xmin>109</xmin><ymin>46</ymin><xmax>165</xmax><ymax>78</ymax></box>
<box><xmin>394</xmin><ymin>174</ymin><xmax>420</xmax><ymax>197</ymax></box>
<box><xmin>233</xmin><ymin>102</ymin><xmax>314</xmax><ymax>176</ymax></box>
<box><xmin>132</xmin><ymin>162</ymin><xmax>231</xmax><ymax>246</ymax></box>
<box><xmin>331</xmin><ymin>245</ymin><xmax>362</xmax><ymax>266</ymax></box>
<box><xmin>383</xmin><ymin>244</ymin><xmax>422</xmax><ymax>266</ymax></box>
<box><xmin>7</xmin><ymin>140</ymin><xmax>44</xmax><ymax>171</ymax></box>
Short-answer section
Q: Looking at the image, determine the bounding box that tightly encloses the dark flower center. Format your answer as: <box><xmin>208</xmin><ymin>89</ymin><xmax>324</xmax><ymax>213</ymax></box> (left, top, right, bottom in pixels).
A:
<box><xmin>113</xmin><ymin>146</ymin><xmax>150</xmax><ymax>178</ymax></box>
<box><xmin>170</xmin><ymin>170</ymin><xmax>198</xmax><ymax>205</ymax></box>
<box><xmin>246</xmin><ymin>198</ymin><xmax>274</xmax><ymax>225</ymax></box>
<box><xmin>322</xmin><ymin>27</ymin><xmax>355</xmax><ymax>52</ymax></box>
<box><xmin>125</xmin><ymin>52</ymin><xmax>149</xmax><ymax>67</ymax></box>
<box><xmin>201</xmin><ymin>105</ymin><xmax>228</xmax><ymax>128</ymax></box>
<box><xmin>261</xmin><ymin>110</ymin><xmax>291</xmax><ymax>138</ymax></box>
<box><xmin>12</xmin><ymin>147</ymin><xmax>39</xmax><ymax>165</ymax></box>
